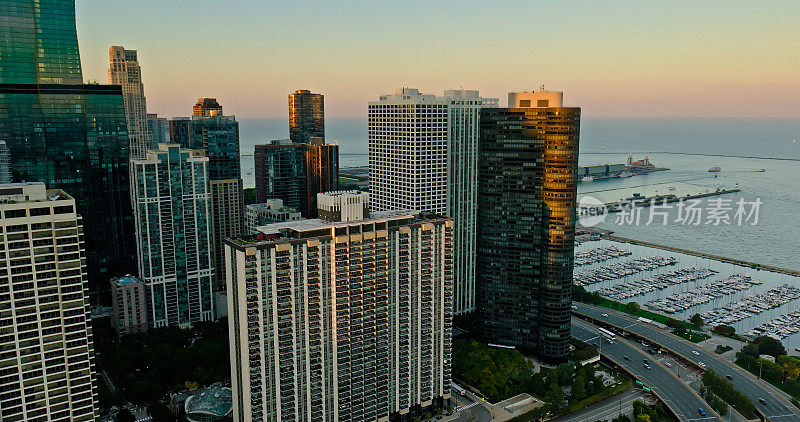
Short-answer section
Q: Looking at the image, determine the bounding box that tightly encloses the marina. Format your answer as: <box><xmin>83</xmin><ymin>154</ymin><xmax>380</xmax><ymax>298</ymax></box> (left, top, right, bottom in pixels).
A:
<box><xmin>572</xmin><ymin>255</ymin><xmax>678</xmax><ymax>286</ymax></box>
<box><xmin>697</xmin><ymin>284</ymin><xmax>800</xmax><ymax>327</ymax></box>
<box><xmin>574</xmin><ymin>246</ymin><xmax>632</xmax><ymax>266</ymax></box>
<box><xmin>596</xmin><ymin>266</ymin><xmax>718</xmax><ymax>301</ymax></box>
<box><xmin>644</xmin><ymin>274</ymin><xmax>762</xmax><ymax>313</ymax></box>
<box><xmin>745</xmin><ymin>311</ymin><xmax>800</xmax><ymax>340</ymax></box>
<box><xmin>573</xmin><ymin>237</ymin><xmax>800</xmax><ymax>349</ymax></box>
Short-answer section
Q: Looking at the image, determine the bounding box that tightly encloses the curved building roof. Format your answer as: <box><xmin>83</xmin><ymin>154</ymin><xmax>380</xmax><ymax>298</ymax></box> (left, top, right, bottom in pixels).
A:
<box><xmin>185</xmin><ymin>386</ymin><xmax>232</xmax><ymax>421</ymax></box>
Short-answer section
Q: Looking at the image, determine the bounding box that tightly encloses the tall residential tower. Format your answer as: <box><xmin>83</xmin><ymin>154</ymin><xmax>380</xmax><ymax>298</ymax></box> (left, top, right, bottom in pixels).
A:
<box><xmin>108</xmin><ymin>45</ymin><xmax>153</xmax><ymax>159</ymax></box>
<box><xmin>0</xmin><ymin>183</ymin><xmax>98</xmax><ymax>420</ymax></box>
<box><xmin>171</xmin><ymin>108</ymin><xmax>243</xmax><ymax>291</ymax></box>
<box><xmin>444</xmin><ymin>90</ymin><xmax>498</xmax><ymax>314</ymax></box>
<box><xmin>288</xmin><ymin>89</ymin><xmax>325</xmax><ymax>143</ymax></box>
<box><xmin>226</xmin><ymin>194</ymin><xmax>453</xmax><ymax>421</ymax></box>
<box><xmin>475</xmin><ymin>90</ymin><xmax>580</xmax><ymax>362</ymax></box>
<box><xmin>131</xmin><ymin>144</ymin><xmax>215</xmax><ymax>327</ymax></box>
<box><xmin>368</xmin><ymin>88</ymin><xmax>448</xmax><ymax>214</ymax></box>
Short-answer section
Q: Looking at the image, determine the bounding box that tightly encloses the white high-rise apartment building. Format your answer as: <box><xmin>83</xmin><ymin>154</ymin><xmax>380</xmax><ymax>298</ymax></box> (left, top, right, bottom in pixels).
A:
<box><xmin>131</xmin><ymin>144</ymin><xmax>215</xmax><ymax>327</ymax></box>
<box><xmin>369</xmin><ymin>88</ymin><xmax>448</xmax><ymax>214</ymax></box>
<box><xmin>443</xmin><ymin>90</ymin><xmax>497</xmax><ymax>314</ymax></box>
<box><xmin>369</xmin><ymin>88</ymin><xmax>497</xmax><ymax>315</ymax></box>
<box><xmin>0</xmin><ymin>183</ymin><xmax>98</xmax><ymax>421</ymax></box>
<box><xmin>226</xmin><ymin>195</ymin><xmax>453</xmax><ymax>422</ymax></box>
<box><xmin>109</xmin><ymin>45</ymin><xmax>153</xmax><ymax>159</ymax></box>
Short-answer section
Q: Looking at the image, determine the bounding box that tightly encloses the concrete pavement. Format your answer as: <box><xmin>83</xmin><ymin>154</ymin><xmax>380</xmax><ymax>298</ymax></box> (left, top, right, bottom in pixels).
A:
<box><xmin>574</xmin><ymin>303</ymin><xmax>800</xmax><ymax>421</ymax></box>
<box><xmin>573</xmin><ymin>320</ymin><xmax>721</xmax><ymax>421</ymax></box>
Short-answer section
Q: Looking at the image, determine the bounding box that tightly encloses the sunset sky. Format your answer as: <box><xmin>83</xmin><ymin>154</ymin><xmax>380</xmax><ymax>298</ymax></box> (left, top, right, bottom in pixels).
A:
<box><xmin>76</xmin><ymin>0</ymin><xmax>800</xmax><ymax>119</ymax></box>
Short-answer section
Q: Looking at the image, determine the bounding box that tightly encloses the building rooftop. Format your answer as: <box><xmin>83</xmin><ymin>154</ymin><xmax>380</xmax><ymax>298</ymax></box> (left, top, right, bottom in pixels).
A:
<box><xmin>111</xmin><ymin>275</ymin><xmax>142</xmax><ymax>287</ymax></box>
<box><xmin>0</xmin><ymin>182</ymin><xmax>71</xmax><ymax>203</ymax></box>
<box><xmin>255</xmin><ymin>209</ymin><xmax>417</xmax><ymax>235</ymax></box>
<box><xmin>185</xmin><ymin>386</ymin><xmax>232</xmax><ymax>418</ymax></box>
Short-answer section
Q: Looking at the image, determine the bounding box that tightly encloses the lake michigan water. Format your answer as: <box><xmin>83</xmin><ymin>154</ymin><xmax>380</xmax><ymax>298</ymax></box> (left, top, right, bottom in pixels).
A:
<box><xmin>239</xmin><ymin>116</ymin><xmax>800</xmax><ymax>343</ymax></box>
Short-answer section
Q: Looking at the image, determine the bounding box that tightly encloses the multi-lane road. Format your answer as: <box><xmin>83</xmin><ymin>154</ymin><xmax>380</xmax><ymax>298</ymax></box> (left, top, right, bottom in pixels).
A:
<box><xmin>573</xmin><ymin>320</ymin><xmax>720</xmax><ymax>421</ymax></box>
<box><xmin>574</xmin><ymin>303</ymin><xmax>800</xmax><ymax>421</ymax></box>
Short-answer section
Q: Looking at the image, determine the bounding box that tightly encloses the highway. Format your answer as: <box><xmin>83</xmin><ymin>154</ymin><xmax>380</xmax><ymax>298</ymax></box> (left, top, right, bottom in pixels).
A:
<box><xmin>573</xmin><ymin>320</ymin><xmax>720</xmax><ymax>421</ymax></box>
<box><xmin>553</xmin><ymin>388</ymin><xmax>645</xmax><ymax>422</ymax></box>
<box><xmin>574</xmin><ymin>303</ymin><xmax>800</xmax><ymax>421</ymax></box>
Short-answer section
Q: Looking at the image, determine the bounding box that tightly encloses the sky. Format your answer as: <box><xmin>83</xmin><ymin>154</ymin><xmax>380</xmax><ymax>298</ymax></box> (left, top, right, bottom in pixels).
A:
<box><xmin>76</xmin><ymin>0</ymin><xmax>800</xmax><ymax>119</ymax></box>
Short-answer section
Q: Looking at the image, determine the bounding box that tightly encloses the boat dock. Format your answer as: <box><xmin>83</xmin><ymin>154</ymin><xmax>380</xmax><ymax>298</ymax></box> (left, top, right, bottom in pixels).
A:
<box><xmin>644</xmin><ymin>274</ymin><xmax>762</xmax><ymax>314</ymax></box>
<box><xmin>596</xmin><ymin>266</ymin><xmax>718</xmax><ymax>301</ymax></box>
<box><xmin>698</xmin><ymin>284</ymin><xmax>800</xmax><ymax>327</ymax></box>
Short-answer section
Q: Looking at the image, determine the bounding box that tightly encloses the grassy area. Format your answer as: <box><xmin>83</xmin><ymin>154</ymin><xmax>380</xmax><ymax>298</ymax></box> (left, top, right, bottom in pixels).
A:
<box><xmin>715</xmin><ymin>345</ymin><xmax>733</xmax><ymax>354</ymax></box>
<box><xmin>596</xmin><ymin>297</ymin><xmax>692</xmax><ymax>329</ymax></box>
<box><xmin>673</xmin><ymin>329</ymin><xmax>711</xmax><ymax>343</ymax></box>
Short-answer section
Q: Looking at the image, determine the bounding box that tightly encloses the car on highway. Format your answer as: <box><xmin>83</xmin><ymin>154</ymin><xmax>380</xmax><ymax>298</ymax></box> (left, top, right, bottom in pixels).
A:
<box><xmin>644</xmin><ymin>363</ymin><xmax>651</xmax><ymax>370</ymax></box>
<box><xmin>726</xmin><ymin>374</ymin><xmax>733</xmax><ymax>380</ymax></box>
<box><xmin>602</xmin><ymin>313</ymin><xmax>609</xmax><ymax>317</ymax></box>
<box><xmin>624</xmin><ymin>356</ymin><xmax>630</xmax><ymax>361</ymax></box>
<box><xmin>571</xmin><ymin>305</ymin><xmax>578</xmax><ymax>310</ymax></box>
<box><xmin>642</xmin><ymin>358</ymin><xmax>649</xmax><ymax>364</ymax></box>
<box><xmin>699</xmin><ymin>362</ymin><xmax>706</xmax><ymax>368</ymax></box>
<box><xmin>692</xmin><ymin>350</ymin><xmax>700</xmax><ymax>356</ymax></box>
<box><xmin>698</xmin><ymin>408</ymin><xmax>706</xmax><ymax>416</ymax></box>
<box><xmin>759</xmin><ymin>398</ymin><xmax>767</xmax><ymax>406</ymax></box>
<box><xmin>665</xmin><ymin>361</ymin><xmax>672</xmax><ymax>368</ymax></box>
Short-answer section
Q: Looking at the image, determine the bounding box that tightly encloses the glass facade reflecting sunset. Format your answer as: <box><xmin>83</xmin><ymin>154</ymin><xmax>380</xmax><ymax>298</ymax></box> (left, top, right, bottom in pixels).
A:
<box><xmin>475</xmin><ymin>104</ymin><xmax>580</xmax><ymax>362</ymax></box>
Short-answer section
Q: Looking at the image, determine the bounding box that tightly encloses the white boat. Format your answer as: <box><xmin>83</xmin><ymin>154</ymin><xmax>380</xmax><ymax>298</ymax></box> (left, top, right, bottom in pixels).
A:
<box><xmin>581</xmin><ymin>176</ymin><xmax>594</xmax><ymax>182</ymax></box>
<box><xmin>618</xmin><ymin>171</ymin><xmax>634</xmax><ymax>178</ymax></box>
<box><xmin>668</xmin><ymin>186</ymin><xmax>676</xmax><ymax>191</ymax></box>
<box><xmin>708</xmin><ymin>165</ymin><xmax>721</xmax><ymax>172</ymax></box>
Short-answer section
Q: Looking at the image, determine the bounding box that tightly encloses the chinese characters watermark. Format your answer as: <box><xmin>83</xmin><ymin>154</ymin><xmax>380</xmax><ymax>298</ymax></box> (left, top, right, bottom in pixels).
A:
<box><xmin>578</xmin><ymin>196</ymin><xmax>762</xmax><ymax>228</ymax></box>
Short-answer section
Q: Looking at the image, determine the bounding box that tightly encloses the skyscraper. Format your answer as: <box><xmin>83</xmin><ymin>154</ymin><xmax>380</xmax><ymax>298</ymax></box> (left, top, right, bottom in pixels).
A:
<box><xmin>171</xmin><ymin>111</ymin><xmax>243</xmax><ymax>290</ymax></box>
<box><xmin>108</xmin><ymin>45</ymin><xmax>153</xmax><ymax>159</ymax></box>
<box><xmin>288</xmin><ymin>89</ymin><xmax>325</xmax><ymax>143</ymax></box>
<box><xmin>0</xmin><ymin>0</ymin><xmax>136</xmax><ymax>299</ymax></box>
<box><xmin>0</xmin><ymin>183</ymin><xmax>98</xmax><ymax>420</ymax></box>
<box><xmin>147</xmin><ymin>113</ymin><xmax>171</xmax><ymax>143</ymax></box>
<box><xmin>369</xmin><ymin>88</ymin><xmax>448</xmax><ymax>214</ymax></box>
<box><xmin>193</xmin><ymin>97</ymin><xmax>223</xmax><ymax>117</ymax></box>
<box><xmin>131</xmin><ymin>144</ymin><xmax>215</xmax><ymax>327</ymax></box>
<box><xmin>475</xmin><ymin>90</ymin><xmax>580</xmax><ymax>362</ymax></box>
<box><xmin>0</xmin><ymin>140</ymin><xmax>11</xmax><ymax>183</ymax></box>
<box><xmin>444</xmin><ymin>90</ymin><xmax>498</xmax><ymax>314</ymax></box>
<box><xmin>254</xmin><ymin>139</ymin><xmax>338</xmax><ymax>217</ymax></box>
<box><xmin>226</xmin><ymin>194</ymin><xmax>453</xmax><ymax>421</ymax></box>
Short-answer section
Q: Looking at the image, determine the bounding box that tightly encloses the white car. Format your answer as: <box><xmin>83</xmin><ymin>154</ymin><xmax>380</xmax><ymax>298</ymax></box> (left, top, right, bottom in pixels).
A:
<box><xmin>692</xmin><ymin>350</ymin><xmax>700</xmax><ymax>356</ymax></box>
<box><xmin>665</xmin><ymin>362</ymin><xmax>673</xmax><ymax>368</ymax></box>
<box><xmin>601</xmin><ymin>313</ymin><xmax>609</xmax><ymax>317</ymax></box>
<box><xmin>699</xmin><ymin>362</ymin><xmax>706</xmax><ymax>368</ymax></box>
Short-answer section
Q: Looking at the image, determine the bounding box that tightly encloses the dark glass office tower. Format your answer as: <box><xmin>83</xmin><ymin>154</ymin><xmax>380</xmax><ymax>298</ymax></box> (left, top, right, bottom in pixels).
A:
<box><xmin>254</xmin><ymin>139</ymin><xmax>338</xmax><ymax>218</ymax></box>
<box><xmin>475</xmin><ymin>91</ymin><xmax>580</xmax><ymax>362</ymax></box>
<box><xmin>289</xmin><ymin>89</ymin><xmax>325</xmax><ymax>143</ymax></box>
<box><xmin>0</xmin><ymin>0</ymin><xmax>136</xmax><ymax>299</ymax></box>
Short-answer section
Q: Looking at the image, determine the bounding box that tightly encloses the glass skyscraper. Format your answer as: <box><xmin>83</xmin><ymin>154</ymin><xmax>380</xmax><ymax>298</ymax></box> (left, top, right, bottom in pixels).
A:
<box><xmin>444</xmin><ymin>90</ymin><xmax>498</xmax><ymax>315</ymax></box>
<box><xmin>288</xmin><ymin>89</ymin><xmax>325</xmax><ymax>143</ymax></box>
<box><xmin>475</xmin><ymin>90</ymin><xmax>580</xmax><ymax>362</ymax></box>
<box><xmin>0</xmin><ymin>0</ymin><xmax>136</xmax><ymax>299</ymax></box>
<box><xmin>254</xmin><ymin>139</ymin><xmax>338</xmax><ymax>218</ymax></box>
<box><xmin>131</xmin><ymin>144</ymin><xmax>215</xmax><ymax>327</ymax></box>
<box><xmin>171</xmin><ymin>113</ymin><xmax>244</xmax><ymax>290</ymax></box>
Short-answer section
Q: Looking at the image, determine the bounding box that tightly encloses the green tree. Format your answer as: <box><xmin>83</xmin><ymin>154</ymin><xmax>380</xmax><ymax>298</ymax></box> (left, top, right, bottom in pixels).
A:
<box><xmin>690</xmin><ymin>313</ymin><xmax>705</xmax><ymax>328</ymax></box>
<box><xmin>635</xmin><ymin>415</ymin><xmax>651</xmax><ymax>422</ymax></box>
<box><xmin>712</xmin><ymin>325</ymin><xmax>736</xmax><ymax>336</ymax></box>
<box><xmin>545</xmin><ymin>383</ymin><xmax>564</xmax><ymax>404</ymax></box>
<box><xmin>754</xmin><ymin>336</ymin><xmax>786</xmax><ymax>358</ymax></box>
<box><xmin>572</xmin><ymin>375</ymin><xmax>587</xmax><ymax>401</ymax></box>
<box><xmin>626</xmin><ymin>302</ymin><xmax>641</xmax><ymax>313</ymax></box>
<box><xmin>116</xmin><ymin>409</ymin><xmax>136</xmax><ymax>422</ymax></box>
